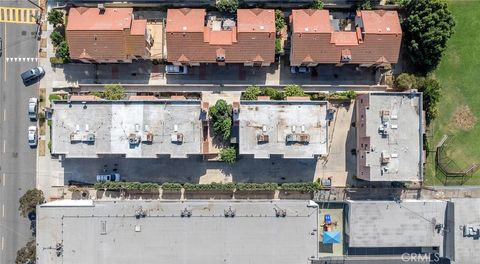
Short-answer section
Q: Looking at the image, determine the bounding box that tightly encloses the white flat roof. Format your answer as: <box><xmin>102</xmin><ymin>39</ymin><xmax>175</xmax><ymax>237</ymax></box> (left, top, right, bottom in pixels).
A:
<box><xmin>239</xmin><ymin>100</ymin><xmax>328</xmax><ymax>158</ymax></box>
<box><xmin>51</xmin><ymin>100</ymin><xmax>204</xmax><ymax>158</ymax></box>
<box><xmin>37</xmin><ymin>200</ymin><xmax>319</xmax><ymax>264</ymax></box>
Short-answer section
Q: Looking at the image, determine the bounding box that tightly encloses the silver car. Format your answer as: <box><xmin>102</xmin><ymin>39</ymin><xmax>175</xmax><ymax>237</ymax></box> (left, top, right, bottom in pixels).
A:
<box><xmin>96</xmin><ymin>173</ymin><xmax>121</xmax><ymax>182</ymax></box>
<box><xmin>28</xmin><ymin>97</ymin><xmax>38</xmax><ymax>119</ymax></box>
<box><xmin>28</xmin><ymin>126</ymin><xmax>38</xmax><ymax>147</ymax></box>
<box><xmin>165</xmin><ymin>65</ymin><xmax>188</xmax><ymax>74</ymax></box>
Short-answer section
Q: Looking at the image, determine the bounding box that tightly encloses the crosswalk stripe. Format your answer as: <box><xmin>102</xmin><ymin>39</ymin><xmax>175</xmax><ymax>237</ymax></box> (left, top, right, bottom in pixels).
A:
<box><xmin>0</xmin><ymin>7</ymin><xmax>38</xmax><ymax>24</ymax></box>
<box><xmin>6</xmin><ymin>57</ymin><xmax>38</xmax><ymax>63</ymax></box>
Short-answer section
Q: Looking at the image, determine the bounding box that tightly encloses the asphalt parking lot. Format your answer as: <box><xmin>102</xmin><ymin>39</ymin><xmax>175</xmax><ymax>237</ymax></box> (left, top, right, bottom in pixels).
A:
<box><xmin>62</xmin><ymin>155</ymin><xmax>318</xmax><ymax>185</ymax></box>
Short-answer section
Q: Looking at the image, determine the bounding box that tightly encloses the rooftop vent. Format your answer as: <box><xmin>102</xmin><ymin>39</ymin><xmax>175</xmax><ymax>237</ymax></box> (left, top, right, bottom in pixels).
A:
<box><xmin>257</xmin><ymin>133</ymin><xmax>269</xmax><ymax>144</ymax></box>
<box><xmin>286</xmin><ymin>133</ymin><xmax>310</xmax><ymax>144</ymax></box>
<box><xmin>171</xmin><ymin>133</ymin><xmax>184</xmax><ymax>143</ymax></box>
<box><xmin>181</xmin><ymin>208</ymin><xmax>192</xmax><ymax>217</ymax></box>
<box><xmin>128</xmin><ymin>134</ymin><xmax>140</xmax><ymax>145</ymax></box>
<box><xmin>98</xmin><ymin>4</ymin><xmax>105</xmax><ymax>14</ymax></box>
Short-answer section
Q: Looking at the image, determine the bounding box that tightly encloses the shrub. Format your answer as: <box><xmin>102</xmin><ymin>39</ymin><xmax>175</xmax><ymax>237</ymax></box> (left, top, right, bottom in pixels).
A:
<box><xmin>49</xmin><ymin>56</ymin><xmax>66</xmax><ymax>65</ymax></box>
<box><xmin>56</xmin><ymin>41</ymin><xmax>70</xmax><ymax>60</ymax></box>
<box><xmin>220</xmin><ymin>147</ymin><xmax>237</xmax><ymax>164</ymax></box>
<box><xmin>262</xmin><ymin>87</ymin><xmax>284</xmax><ymax>100</ymax></box>
<box><xmin>310</xmin><ymin>92</ymin><xmax>327</xmax><ymax>100</ymax></box>
<box><xmin>18</xmin><ymin>189</ymin><xmax>45</xmax><ymax>217</ymax></box>
<box><xmin>284</xmin><ymin>84</ymin><xmax>305</xmax><ymax>97</ymax></box>
<box><xmin>417</xmin><ymin>76</ymin><xmax>441</xmax><ymax>124</ymax></box>
<box><xmin>395</xmin><ymin>73</ymin><xmax>418</xmax><ymax>91</ymax></box>
<box><xmin>90</xmin><ymin>91</ymin><xmax>104</xmax><ymax>98</ymax></box>
<box><xmin>402</xmin><ymin>0</ymin><xmax>455</xmax><ymax>73</ymax></box>
<box><xmin>216</xmin><ymin>0</ymin><xmax>238</xmax><ymax>13</ymax></box>
<box><xmin>48</xmin><ymin>141</ymin><xmax>52</xmax><ymax>152</ymax></box>
<box><xmin>183</xmin><ymin>182</ymin><xmax>236</xmax><ymax>191</ymax></box>
<box><xmin>328</xmin><ymin>90</ymin><xmax>356</xmax><ymax>100</ymax></box>
<box><xmin>242</xmin><ymin>86</ymin><xmax>262</xmax><ymax>100</ymax></box>
<box><xmin>275</xmin><ymin>10</ymin><xmax>285</xmax><ymax>33</ymax></box>
<box><xmin>358</xmin><ymin>0</ymin><xmax>374</xmax><ymax>10</ymax></box>
<box><xmin>50</xmin><ymin>30</ymin><xmax>64</xmax><ymax>47</ymax></box>
<box><xmin>103</xmin><ymin>84</ymin><xmax>125</xmax><ymax>100</ymax></box>
<box><xmin>280</xmin><ymin>182</ymin><xmax>322</xmax><ymax>192</ymax></box>
<box><xmin>48</xmin><ymin>94</ymin><xmax>62</xmax><ymax>101</ymax></box>
<box><xmin>94</xmin><ymin>182</ymin><xmax>160</xmax><ymax>191</ymax></box>
<box><xmin>236</xmin><ymin>183</ymin><xmax>278</xmax><ymax>191</ymax></box>
<box><xmin>275</xmin><ymin>38</ymin><xmax>282</xmax><ymax>54</ymax></box>
<box><xmin>311</xmin><ymin>0</ymin><xmax>324</xmax><ymax>9</ymax></box>
<box><xmin>47</xmin><ymin>9</ymin><xmax>64</xmax><ymax>27</ymax></box>
<box><xmin>209</xmin><ymin>99</ymin><xmax>233</xmax><ymax>140</ymax></box>
<box><xmin>161</xmin><ymin>182</ymin><xmax>183</xmax><ymax>191</ymax></box>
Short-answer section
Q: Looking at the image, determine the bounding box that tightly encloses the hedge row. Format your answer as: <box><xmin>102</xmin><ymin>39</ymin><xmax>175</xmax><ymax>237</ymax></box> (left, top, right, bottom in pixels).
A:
<box><xmin>94</xmin><ymin>182</ymin><xmax>322</xmax><ymax>192</ymax></box>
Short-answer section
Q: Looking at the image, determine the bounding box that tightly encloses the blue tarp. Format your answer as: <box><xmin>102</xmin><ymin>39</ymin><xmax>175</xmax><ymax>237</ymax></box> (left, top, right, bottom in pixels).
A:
<box><xmin>323</xmin><ymin>231</ymin><xmax>341</xmax><ymax>244</ymax></box>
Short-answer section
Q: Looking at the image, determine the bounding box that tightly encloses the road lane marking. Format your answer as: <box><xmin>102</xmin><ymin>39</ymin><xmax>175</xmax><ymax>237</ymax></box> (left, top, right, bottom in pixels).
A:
<box><xmin>2</xmin><ymin>140</ymin><xmax>5</xmax><ymax>153</ymax></box>
<box><xmin>0</xmin><ymin>7</ymin><xmax>38</xmax><ymax>24</ymax></box>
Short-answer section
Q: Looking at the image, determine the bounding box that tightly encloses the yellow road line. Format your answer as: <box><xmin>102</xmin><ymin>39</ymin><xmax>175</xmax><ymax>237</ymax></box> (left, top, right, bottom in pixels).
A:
<box><xmin>0</xmin><ymin>7</ymin><xmax>38</xmax><ymax>24</ymax></box>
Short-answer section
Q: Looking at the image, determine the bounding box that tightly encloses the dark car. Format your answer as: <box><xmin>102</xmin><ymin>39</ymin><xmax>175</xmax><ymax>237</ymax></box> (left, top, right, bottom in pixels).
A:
<box><xmin>21</xmin><ymin>66</ymin><xmax>45</xmax><ymax>84</ymax></box>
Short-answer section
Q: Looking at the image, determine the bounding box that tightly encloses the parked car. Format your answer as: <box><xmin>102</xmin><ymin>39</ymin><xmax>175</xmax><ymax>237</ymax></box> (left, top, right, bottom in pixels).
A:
<box><xmin>28</xmin><ymin>97</ymin><xmax>38</xmax><ymax>119</ymax></box>
<box><xmin>290</xmin><ymin>66</ymin><xmax>311</xmax><ymax>74</ymax></box>
<box><xmin>96</xmin><ymin>173</ymin><xmax>121</xmax><ymax>182</ymax></box>
<box><xmin>165</xmin><ymin>65</ymin><xmax>188</xmax><ymax>74</ymax></box>
<box><xmin>21</xmin><ymin>66</ymin><xmax>45</xmax><ymax>84</ymax></box>
<box><xmin>28</xmin><ymin>126</ymin><xmax>37</xmax><ymax>147</ymax></box>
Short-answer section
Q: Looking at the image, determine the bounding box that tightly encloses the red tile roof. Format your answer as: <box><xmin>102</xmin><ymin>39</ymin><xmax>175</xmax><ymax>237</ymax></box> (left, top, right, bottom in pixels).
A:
<box><xmin>290</xmin><ymin>9</ymin><xmax>402</xmax><ymax>66</ymax></box>
<box><xmin>165</xmin><ymin>9</ymin><xmax>205</xmax><ymax>32</ymax></box>
<box><xmin>237</xmin><ymin>9</ymin><xmax>275</xmax><ymax>33</ymax></box>
<box><xmin>166</xmin><ymin>8</ymin><xmax>275</xmax><ymax>65</ymax></box>
<box><xmin>67</xmin><ymin>7</ymin><xmax>133</xmax><ymax>31</ymax></box>
<box><xmin>67</xmin><ymin>7</ymin><xmax>148</xmax><ymax>61</ymax></box>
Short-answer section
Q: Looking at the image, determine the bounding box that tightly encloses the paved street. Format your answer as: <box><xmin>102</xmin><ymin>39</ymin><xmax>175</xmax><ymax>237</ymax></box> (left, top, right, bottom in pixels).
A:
<box><xmin>0</xmin><ymin>0</ymin><xmax>39</xmax><ymax>262</ymax></box>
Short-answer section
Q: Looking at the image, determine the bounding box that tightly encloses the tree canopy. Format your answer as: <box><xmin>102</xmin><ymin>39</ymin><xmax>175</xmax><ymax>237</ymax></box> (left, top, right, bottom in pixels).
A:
<box><xmin>275</xmin><ymin>10</ymin><xmax>286</xmax><ymax>33</ymax></box>
<box><xmin>402</xmin><ymin>0</ymin><xmax>455</xmax><ymax>73</ymax></box>
<box><xmin>15</xmin><ymin>240</ymin><xmax>36</xmax><ymax>264</ymax></box>
<box><xmin>209</xmin><ymin>100</ymin><xmax>233</xmax><ymax>140</ymax></box>
<box><xmin>103</xmin><ymin>84</ymin><xmax>125</xmax><ymax>100</ymax></box>
<box><xmin>216</xmin><ymin>0</ymin><xmax>239</xmax><ymax>13</ymax></box>
<box><xmin>47</xmin><ymin>9</ymin><xmax>64</xmax><ymax>27</ymax></box>
<box><xmin>220</xmin><ymin>147</ymin><xmax>237</xmax><ymax>164</ymax></box>
<box><xmin>19</xmin><ymin>189</ymin><xmax>44</xmax><ymax>218</ymax></box>
<box><xmin>242</xmin><ymin>86</ymin><xmax>262</xmax><ymax>100</ymax></box>
<box><xmin>284</xmin><ymin>85</ymin><xmax>305</xmax><ymax>97</ymax></box>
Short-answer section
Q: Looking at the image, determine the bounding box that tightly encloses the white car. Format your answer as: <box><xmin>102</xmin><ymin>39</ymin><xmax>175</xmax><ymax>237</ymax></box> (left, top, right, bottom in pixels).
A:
<box><xmin>28</xmin><ymin>126</ymin><xmax>37</xmax><ymax>147</ymax></box>
<box><xmin>165</xmin><ymin>65</ymin><xmax>188</xmax><ymax>74</ymax></box>
<box><xmin>96</xmin><ymin>173</ymin><xmax>121</xmax><ymax>182</ymax></box>
<box><xmin>28</xmin><ymin>97</ymin><xmax>38</xmax><ymax>119</ymax></box>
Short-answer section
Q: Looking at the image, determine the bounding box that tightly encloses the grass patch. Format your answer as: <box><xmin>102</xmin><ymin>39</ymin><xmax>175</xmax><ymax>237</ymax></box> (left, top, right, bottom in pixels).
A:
<box><xmin>426</xmin><ymin>1</ymin><xmax>480</xmax><ymax>185</ymax></box>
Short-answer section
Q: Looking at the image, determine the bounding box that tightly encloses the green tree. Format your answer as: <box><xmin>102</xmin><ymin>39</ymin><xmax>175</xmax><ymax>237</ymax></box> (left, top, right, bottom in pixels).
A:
<box><xmin>417</xmin><ymin>76</ymin><xmax>441</xmax><ymax>123</ymax></box>
<box><xmin>47</xmin><ymin>9</ymin><xmax>64</xmax><ymax>27</ymax></box>
<box><xmin>19</xmin><ymin>189</ymin><xmax>45</xmax><ymax>218</ymax></box>
<box><xmin>395</xmin><ymin>73</ymin><xmax>418</xmax><ymax>91</ymax></box>
<box><xmin>311</xmin><ymin>0</ymin><xmax>324</xmax><ymax>9</ymax></box>
<box><xmin>209</xmin><ymin>99</ymin><xmax>233</xmax><ymax>140</ymax></box>
<box><xmin>275</xmin><ymin>10</ymin><xmax>286</xmax><ymax>33</ymax></box>
<box><xmin>216</xmin><ymin>0</ymin><xmax>239</xmax><ymax>13</ymax></box>
<box><xmin>243</xmin><ymin>86</ymin><xmax>262</xmax><ymax>100</ymax></box>
<box><xmin>220</xmin><ymin>147</ymin><xmax>237</xmax><ymax>164</ymax></box>
<box><xmin>50</xmin><ymin>30</ymin><xmax>64</xmax><ymax>47</ymax></box>
<box><xmin>103</xmin><ymin>84</ymin><xmax>125</xmax><ymax>100</ymax></box>
<box><xmin>262</xmin><ymin>87</ymin><xmax>284</xmax><ymax>100</ymax></box>
<box><xmin>284</xmin><ymin>84</ymin><xmax>305</xmax><ymax>97</ymax></box>
<box><xmin>359</xmin><ymin>0</ymin><xmax>373</xmax><ymax>10</ymax></box>
<box><xmin>15</xmin><ymin>240</ymin><xmax>36</xmax><ymax>264</ymax></box>
<box><xmin>56</xmin><ymin>41</ymin><xmax>70</xmax><ymax>60</ymax></box>
<box><xmin>402</xmin><ymin>0</ymin><xmax>455</xmax><ymax>73</ymax></box>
